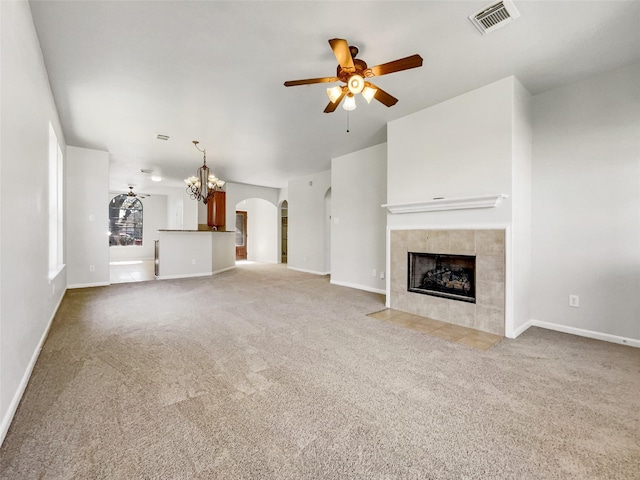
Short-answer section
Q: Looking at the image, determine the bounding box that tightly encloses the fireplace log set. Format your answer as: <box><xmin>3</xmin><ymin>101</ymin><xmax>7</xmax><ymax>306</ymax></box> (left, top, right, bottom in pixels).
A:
<box><xmin>421</xmin><ymin>266</ymin><xmax>472</xmax><ymax>293</ymax></box>
<box><xmin>408</xmin><ymin>252</ymin><xmax>476</xmax><ymax>302</ymax></box>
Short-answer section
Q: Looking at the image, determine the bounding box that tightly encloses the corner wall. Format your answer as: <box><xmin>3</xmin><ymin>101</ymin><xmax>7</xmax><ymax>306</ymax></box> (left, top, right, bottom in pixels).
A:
<box><xmin>0</xmin><ymin>0</ymin><xmax>67</xmax><ymax>444</ymax></box>
<box><xmin>531</xmin><ymin>63</ymin><xmax>640</xmax><ymax>343</ymax></box>
<box><xmin>288</xmin><ymin>170</ymin><xmax>331</xmax><ymax>274</ymax></box>
<box><xmin>331</xmin><ymin>144</ymin><xmax>387</xmax><ymax>293</ymax></box>
<box><xmin>66</xmin><ymin>147</ymin><xmax>110</xmax><ymax>287</ymax></box>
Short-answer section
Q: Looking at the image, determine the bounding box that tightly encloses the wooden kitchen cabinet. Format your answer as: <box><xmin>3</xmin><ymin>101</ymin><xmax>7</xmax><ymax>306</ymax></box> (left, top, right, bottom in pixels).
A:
<box><xmin>207</xmin><ymin>191</ymin><xmax>226</xmax><ymax>230</ymax></box>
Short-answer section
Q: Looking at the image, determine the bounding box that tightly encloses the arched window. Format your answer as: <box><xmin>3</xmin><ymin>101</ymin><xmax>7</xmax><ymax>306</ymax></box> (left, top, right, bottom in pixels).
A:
<box><xmin>109</xmin><ymin>194</ymin><xmax>143</xmax><ymax>246</ymax></box>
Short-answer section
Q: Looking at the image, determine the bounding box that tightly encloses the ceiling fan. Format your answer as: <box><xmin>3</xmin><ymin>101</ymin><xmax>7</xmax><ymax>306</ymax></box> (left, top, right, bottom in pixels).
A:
<box><xmin>284</xmin><ymin>38</ymin><xmax>423</xmax><ymax>113</ymax></box>
<box><xmin>126</xmin><ymin>186</ymin><xmax>150</xmax><ymax>199</ymax></box>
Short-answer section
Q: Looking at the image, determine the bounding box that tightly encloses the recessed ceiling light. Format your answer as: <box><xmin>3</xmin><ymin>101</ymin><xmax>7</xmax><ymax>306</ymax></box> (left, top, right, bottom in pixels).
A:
<box><xmin>151</xmin><ymin>175</ymin><xmax>162</xmax><ymax>182</ymax></box>
<box><xmin>156</xmin><ymin>134</ymin><xmax>170</xmax><ymax>141</ymax></box>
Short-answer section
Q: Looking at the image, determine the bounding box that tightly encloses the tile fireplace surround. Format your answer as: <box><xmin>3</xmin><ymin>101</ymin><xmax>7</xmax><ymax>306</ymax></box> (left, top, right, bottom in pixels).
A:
<box><xmin>390</xmin><ymin>229</ymin><xmax>506</xmax><ymax>336</ymax></box>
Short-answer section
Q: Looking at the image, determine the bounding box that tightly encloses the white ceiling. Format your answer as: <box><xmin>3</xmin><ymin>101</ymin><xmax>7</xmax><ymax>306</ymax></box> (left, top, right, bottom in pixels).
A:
<box><xmin>29</xmin><ymin>0</ymin><xmax>640</xmax><ymax>193</ymax></box>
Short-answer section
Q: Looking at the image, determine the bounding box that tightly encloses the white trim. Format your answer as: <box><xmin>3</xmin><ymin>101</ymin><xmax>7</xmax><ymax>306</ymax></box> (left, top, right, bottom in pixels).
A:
<box><xmin>68</xmin><ymin>281</ymin><xmax>110</xmax><ymax>289</ymax></box>
<box><xmin>330</xmin><ymin>279</ymin><xmax>386</xmax><ymax>295</ymax></box>
<box><xmin>212</xmin><ymin>266</ymin><xmax>236</xmax><ymax>275</ymax></box>
<box><xmin>0</xmin><ymin>290</ymin><xmax>65</xmax><ymax>445</ymax></box>
<box><xmin>287</xmin><ymin>266</ymin><xmax>330</xmax><ymax>276</ymax></box>
<box><xmin>531</xmin><ymin>319</ymin><xmax>640</xmax><ymax>348</ymax></box>
<box><xmin>155</xmin><ymin>272</ymin><xmax>212</xmax><ymax>280</ymax></box>
<box><xmin>47</xmin><ymin>264</ymin><xmax>66</xmax><ymax>283</ymax></box>
<box><xmin>511</xmin><ymin>319</ymin><xmax>532</xmax><ymax>339</ymax></box>
<box><xmin>387</xmin><ymin>223</ymin><xmax>512</xmax><ymax>231</ymax></box>
<box><xmin>383</xmin><ymin>194</ymin><xmax>508</xmax><ymax>214</ymax></box>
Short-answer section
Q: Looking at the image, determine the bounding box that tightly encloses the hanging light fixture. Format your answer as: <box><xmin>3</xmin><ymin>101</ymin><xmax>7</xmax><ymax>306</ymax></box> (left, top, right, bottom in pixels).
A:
<box><xmin>184</xmin><ymin>140</ymin><xmax>225</xmax><ymax>205</ymax></box>
<box><xmin>362</xmin><ymin>84</ymin><xmax>377</xmax><ymax>104</ymax></box>
<box><xmin>347</xmin><ymin>74</ymin><xmax>365</xmax><ymax>95</ymax></box>
<box><xmin>326</xmin><ymin>85</ymin><xmax>343</xmax><ymax>103</ymax></box>
<box><xmin>342</xmin><ymin>93</ymin><xmax>356</xmax><ymax>111</ymax></box>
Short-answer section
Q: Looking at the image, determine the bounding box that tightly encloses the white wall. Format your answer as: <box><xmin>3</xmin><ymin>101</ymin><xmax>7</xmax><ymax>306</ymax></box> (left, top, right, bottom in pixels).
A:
<box><xmin>331</xmin><ymin>144</ymin><xmax>387</xmax><ymax>294</ymax></box>
<box><xmin>66</xmin><ymin>147</ymin><xmax>110</xmax><ymax>287</ymax></box>
<box><xmin>387</xmin><ymin>77</ymin><xmax>515</xmax><ymax>229</ymax></box>
<box><xmin>182</xmin><ymin>190</ymin><xmax>198</xmax><ymax>230</ymax></box>
<box><xmin>288</xmin><ymin>170</ymin><xmax>331</xmax><ymax>274</ymax></box>
<box><xmin>386</xmin><ymin>77</ymin><xmax>532</xmax><ymax>337</ymax></box>
<box><xmin>511</xmin><ymin>80</ymin><xmax>533</xmax><ymax>336</ymax></box>
<box><xmin>0</xmin><ymin>0</ymin><xmax>67</xmax><ymax>444</ymax></box>
<box><xmin>531</xmin><ymin>63</ymin><xmax>640</xmax><ymax>342</ymax></box>
<box><xmin>244</xmin><ymin>198</ymin><xmax>277</xmax><ymax>263</ymax></box>
<box><xmin>166</xmin><ymin>187</ymin><xmax>185</xmax><ymax>230</ymax></box>
<box><xmin>109</xmin><ymin>193</ymin><xmax>167</xmax><ymax>261</ymax></box>
<box><xmin>225</xmin><ymin>182</ymin><xmax>279</xmax><ymax>229</ymax></box>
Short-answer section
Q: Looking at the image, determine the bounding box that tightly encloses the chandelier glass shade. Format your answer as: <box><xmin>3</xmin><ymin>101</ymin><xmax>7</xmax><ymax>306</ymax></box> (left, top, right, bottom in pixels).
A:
<box><xmin>184</xmin><ymin>141</ymin><xmax>225</xmax><ymax>205</ymax></box>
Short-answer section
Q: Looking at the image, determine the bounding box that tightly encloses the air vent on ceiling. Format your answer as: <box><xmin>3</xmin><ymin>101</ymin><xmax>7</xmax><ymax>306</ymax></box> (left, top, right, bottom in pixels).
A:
<box><xmin>156</xmin><ymin>134</ymin><xmax>170</xmax><ymax>141</ymax></box>
<box><xmin>469</xmin><ymin>0</ymin><xmax>520</xmax><ymax>35</ymax></box>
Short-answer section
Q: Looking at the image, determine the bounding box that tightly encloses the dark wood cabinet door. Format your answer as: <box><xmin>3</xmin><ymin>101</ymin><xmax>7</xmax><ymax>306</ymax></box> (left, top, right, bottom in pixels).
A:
<box><xmin>207</xmin><ymin>191</ymin><xmax>226</xmax><ymax>229</ymax></box>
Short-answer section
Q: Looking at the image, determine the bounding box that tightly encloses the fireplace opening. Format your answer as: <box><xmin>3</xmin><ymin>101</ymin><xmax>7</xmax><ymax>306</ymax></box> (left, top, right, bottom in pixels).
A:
<box><xmin>408</xmin><ymin>252</ymin><xmax>476</xmax><ymax>303</ymax></box>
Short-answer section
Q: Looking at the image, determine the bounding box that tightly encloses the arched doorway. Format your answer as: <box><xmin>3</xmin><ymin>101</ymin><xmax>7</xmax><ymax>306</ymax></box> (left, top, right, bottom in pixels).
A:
<box><xmin>234</xmin><ymin>198</ymin><xmax>278</xmax><ymax>262</ymax></box>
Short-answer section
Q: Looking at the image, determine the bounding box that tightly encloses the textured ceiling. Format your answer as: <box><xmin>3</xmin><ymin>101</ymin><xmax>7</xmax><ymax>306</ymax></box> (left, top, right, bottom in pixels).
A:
<box><xmin>29</xmin><ymin>0</ymin><xmax>640</xmax><ymax>193</ymax></box>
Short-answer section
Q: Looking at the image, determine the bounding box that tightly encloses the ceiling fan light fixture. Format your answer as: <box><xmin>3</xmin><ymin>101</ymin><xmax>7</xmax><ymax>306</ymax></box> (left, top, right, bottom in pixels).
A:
<box><xmin>347</xmin><ymin>74</ymin><xmax>365</xmax><ymax>95</ymax></box>
<box><xmin>327</xmin><ymin>86</ymin><xmax>343</xmax><ymax>103</ymax></box>
<box><xmin>342</xmin><ymin>94</ymin><xmax>356</xmax><ymax>111</ymax></box>
<box><xmin>362</xmin><ymin>85</ymin><xmax>377</xmax><ymax>104</ymax></box>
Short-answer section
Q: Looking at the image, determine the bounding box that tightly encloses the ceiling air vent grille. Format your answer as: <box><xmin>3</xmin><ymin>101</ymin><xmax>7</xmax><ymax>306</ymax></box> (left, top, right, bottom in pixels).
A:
<box><xmin>469</xmin><ymin>0</ymin><xmax>520</xmax><ymax>35</ymax></box>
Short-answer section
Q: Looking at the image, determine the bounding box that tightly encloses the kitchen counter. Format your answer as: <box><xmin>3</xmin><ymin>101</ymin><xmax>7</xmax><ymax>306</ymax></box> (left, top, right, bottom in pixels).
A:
<box><xmin>155</xmin><ymin>230</ymin><xmax>235</xmax><ymax>279</ymax></box>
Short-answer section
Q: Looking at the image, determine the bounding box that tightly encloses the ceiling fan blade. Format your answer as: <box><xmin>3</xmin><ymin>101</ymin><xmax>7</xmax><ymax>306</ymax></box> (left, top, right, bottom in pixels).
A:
<box><xmin>368</xmin><ymin>82</ymin><xmax>398</xmax><ymax>107</ymax></box>
<box><xmin>284</xmin><ymin>76</ymin><xmax>338</xmax><ymax>87</ymax></box>
<box><xmin>329</xmin><ymin>38</ymin><xmax>355</xmax><ymax>71</ymax></box>
<box><xmin>323</xmin><ymin>90</ymin><xmax>347</xmax><ymax>113</ymax></box>
<box><xmin>369</xmin><ymin>54</ymin><xmax>423</xmax><ymax>77</ymax></box>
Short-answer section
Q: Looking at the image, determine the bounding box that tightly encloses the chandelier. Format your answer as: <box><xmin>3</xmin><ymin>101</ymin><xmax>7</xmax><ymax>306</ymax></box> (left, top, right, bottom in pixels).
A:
<box><xmin>184</xmin><ymin>140</ymin><xmax>225</xmax><ymax>205</ymax></box>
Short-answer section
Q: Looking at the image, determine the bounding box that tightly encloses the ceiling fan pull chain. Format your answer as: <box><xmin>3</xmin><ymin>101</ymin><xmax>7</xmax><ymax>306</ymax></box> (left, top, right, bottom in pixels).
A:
<box><xmin>346</xmin><ymin>110</ymin><xmax>350</xmax><ymax>133</ymax></box>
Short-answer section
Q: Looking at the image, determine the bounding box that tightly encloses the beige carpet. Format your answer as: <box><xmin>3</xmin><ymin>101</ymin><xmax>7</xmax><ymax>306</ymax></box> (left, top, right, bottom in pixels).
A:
<box><xmin>1</xmin><ymin>263</ymin><xmax>639</xmax><ymax>479</ymax></box>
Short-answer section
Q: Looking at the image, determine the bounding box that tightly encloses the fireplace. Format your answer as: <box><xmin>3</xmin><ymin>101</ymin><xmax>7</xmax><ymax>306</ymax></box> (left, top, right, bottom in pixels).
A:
<box><xmin>390</xmin><ymin>229</ymin><xmax>505</xmax><ymax>336</ymax></box>
<box><xmin>408</xmin><ymin>252</ymin><xmax>476</xmax><ymax>303</ymax></box>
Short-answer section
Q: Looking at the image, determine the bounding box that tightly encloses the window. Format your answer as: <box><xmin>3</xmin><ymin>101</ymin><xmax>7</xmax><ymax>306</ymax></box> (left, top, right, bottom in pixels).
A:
<box><xmin>109</xmin><ymin>194</ymin><xmax>143</xmax><ymax>246</ymax></box>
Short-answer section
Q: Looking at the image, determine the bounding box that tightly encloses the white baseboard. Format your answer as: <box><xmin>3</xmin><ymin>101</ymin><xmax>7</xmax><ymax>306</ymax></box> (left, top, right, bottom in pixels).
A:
<box><xmin>68</xmin><ymin>281</ymin><xmax>110</xmax><ymax>289</ymax></box>
<box><xmin>212</xmin><ymin>266</ymin><xmax>236</xmax><ymax>275</ymax></box>
<box><xmin>531</xmin><ymin>319</ymin><xmax>639</xmax><ymax>348</ymax></box>
<box><xmin>156</xmin><ymin>272</ymin><xmax>212</xmax><ymax>280</ymax></box>
<box><xmin>330</xmin><ymin>279</ymin><xmax>386</xmax><ymax>295</ymax></box>
<box><xmin>287</xmin><ymin>266</ymin><xmax>330</xmax><ymax>276</ymax></box>
<box><xmin>509</xmin><ymin>320</ymin><xmax>532</xmax><ymax>339</ymax></box>
<box><xmin>1</xmin><ymin>289</ymin><xmax>65</xmax><ymax>446</ymax></box>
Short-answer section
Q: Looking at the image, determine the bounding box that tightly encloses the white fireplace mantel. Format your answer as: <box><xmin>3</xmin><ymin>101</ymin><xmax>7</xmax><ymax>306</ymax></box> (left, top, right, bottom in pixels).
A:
<box><xmin>382</xmin><ymin>194</ymin><xmax>509</xmax><ymax>214</ymax></box>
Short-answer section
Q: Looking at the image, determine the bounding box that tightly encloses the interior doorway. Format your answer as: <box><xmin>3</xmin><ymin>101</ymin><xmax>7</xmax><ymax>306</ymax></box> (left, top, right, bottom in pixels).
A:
<box><xmin>281</xmin><ymin>200</ymin><xmax>288</xmax><ymax>263</ymax></box>
<box><xmin>235</xmin><ymin>211</ymin><xmax>247</xmax><ymax>260</ymax></box>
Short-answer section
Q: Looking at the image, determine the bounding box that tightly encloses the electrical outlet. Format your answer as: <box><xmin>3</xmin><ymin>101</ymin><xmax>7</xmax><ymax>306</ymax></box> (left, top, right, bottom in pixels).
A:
<box><xmin>569</xmin><ymin>294</ymin><xmax>580</xmax><ymax>308</ymax></box>
<box><xmin>372</xmin><ymin>269</ymin><xmax>377</xmax><ymax>277</ymax></box>
<box><xmin>191</xmin><ymin>258</ymin><xmax>196</xmax><ymax>265</ymax></box>
<box><xmin>89</xmin><ymin>265</ymin><xmax>95</xmax><ymax>272</ymax></box>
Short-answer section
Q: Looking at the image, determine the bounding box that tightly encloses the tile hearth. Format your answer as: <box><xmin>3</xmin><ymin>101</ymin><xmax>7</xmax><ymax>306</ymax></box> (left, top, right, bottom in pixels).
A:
<box><xmin>367</xmin><ymin>309</ymin><xmax>502</xmax><ymax>350</ymax></box>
